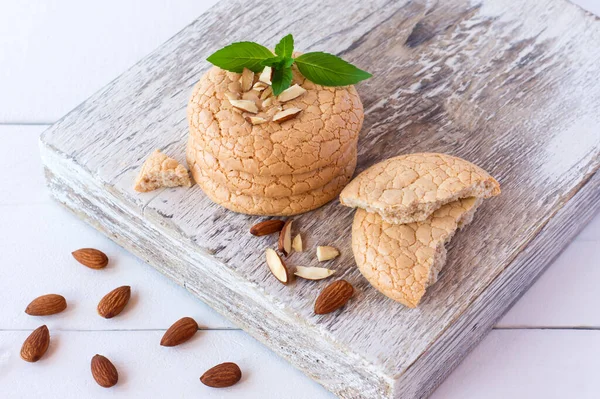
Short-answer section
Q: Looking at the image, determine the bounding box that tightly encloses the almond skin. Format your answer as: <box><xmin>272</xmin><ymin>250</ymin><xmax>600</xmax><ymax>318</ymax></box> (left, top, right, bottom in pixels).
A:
<box><xmin>72</xmin><ymin>248</ymin><xmax>109</xmax><ymax>269</ymax></box>
<box><xmin>91</xmin><ymin>354</ymin><xmax>118</xmax><ymax>388</ymax></box>
<box><xmin>160</xmin><ymin>317</ymin><xmax>199</xmax><ymax>347</ymax></box>
<box><xmin>278</xmin><ymin>219</ymin><xmax>293</xmax><ymax>256</ymax></box>
<box><xmin>25</xmin><ymin>294</ymin><xmax>67</xmax><ymax>316</ymax></box>
<box><xmin>200</xmin><ymin>362</ymin><xmax>242</xmax><ymax>388</ymax></box>
<box><xmin>249</xmin><ymin>220</ymin><xmax>285</xmax><ymax>236</ymax></box>
<box><xmin>97</xmin><ymin>286</ymin><xmax>131</xmax><ymax>319</ymax></box>
<box><xmin>314</xmin><ymin>280</ymin><xmax>354</xmax><ymax>315</ymax></box>
<box><xmin>20</xmin><ymin>325</ymin><xmax>50</xmax><ymax>362</ymax></box>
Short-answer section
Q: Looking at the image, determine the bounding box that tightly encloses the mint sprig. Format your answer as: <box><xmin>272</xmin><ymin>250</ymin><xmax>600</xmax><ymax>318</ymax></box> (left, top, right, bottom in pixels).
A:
<box><xmin>206</xmin><ymin>34</ymin><xmax>371</xmax><ymax>95</ymax></box>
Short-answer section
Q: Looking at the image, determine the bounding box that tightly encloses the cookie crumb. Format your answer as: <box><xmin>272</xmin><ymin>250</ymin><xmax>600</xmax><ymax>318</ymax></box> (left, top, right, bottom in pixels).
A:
<box><xmin>134</xmin><ymin>149</ymin><xmax>191</xmax><ymax>192</ymax></box>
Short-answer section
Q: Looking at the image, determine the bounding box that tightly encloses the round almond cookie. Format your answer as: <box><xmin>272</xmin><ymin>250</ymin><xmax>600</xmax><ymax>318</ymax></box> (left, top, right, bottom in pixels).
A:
<box><xmin>194</xmin><ymin>153</ymin><xmax>357</xmax><ymax>216</ymax></box>
<box><xmin>340</xmin><ymin>153</ymin><xmax>501</xmax><ymax>224</ymax></box>
<box><xmin>351</xmin><ymin>198</ymin><xmax>481</xmax><ymax>308</ymax></box>
<box><xmin>187</xmin><ymin>131</ymin><xmax>357</xmax><ymax>198</ymax></box>
<box><xmin>187</xmin><ymin>65</ymin><xmax>363</xmax><ymax>177</ymax></box>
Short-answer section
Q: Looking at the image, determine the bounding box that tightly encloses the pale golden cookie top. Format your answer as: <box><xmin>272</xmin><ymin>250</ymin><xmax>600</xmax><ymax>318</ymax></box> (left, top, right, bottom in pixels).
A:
<box><xmin>352</xmin><ymin>197</ymin><xmax>480</xmax><ymax>308</ymax></box>
<box><xmin>340</xmin><ymin>153</ymin><xmax>500</xmax><ymax>224</ymax></box>
<box><xmin>187</xmin><ymin>65</ymin><xmax>363</xmax><ymax>176</ymax></box>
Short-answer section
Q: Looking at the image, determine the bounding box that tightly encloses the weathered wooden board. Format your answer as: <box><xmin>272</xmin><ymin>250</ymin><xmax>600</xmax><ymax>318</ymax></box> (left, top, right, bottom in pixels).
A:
<box><xmin>40</xmin><ymin>0</ymin><xmax>600</xmax><ymax>397</ymax></box>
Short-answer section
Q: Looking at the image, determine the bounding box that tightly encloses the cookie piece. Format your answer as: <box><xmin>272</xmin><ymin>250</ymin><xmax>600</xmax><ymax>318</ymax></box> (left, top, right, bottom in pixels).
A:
<box><xmin>134</xmin><ymin>149</ymin><xmax>191</xmax><ymax>192</ymax></box>
<box><xmin>194</xmin><ymin>154</ymin><xmax>357</xmax><ymax>216</ymax></box>
<box><xmin>352</xmin><ymin>197</ymin><xmax>481</xmax><ymax>308</ymax></box>
<box><xmin>187</xmin><ymin>65</ymin><xmax>363</xmax><ymax>177</ymax></box>
<box><xmin>340</xmin><ymin>153</ymin><xmax>500</xmax><ymax>224</ymax></box>
<box><xmin>187</xmin><ymin>131</ymin><xmax>357</xmax><ymax>197</ymax></box>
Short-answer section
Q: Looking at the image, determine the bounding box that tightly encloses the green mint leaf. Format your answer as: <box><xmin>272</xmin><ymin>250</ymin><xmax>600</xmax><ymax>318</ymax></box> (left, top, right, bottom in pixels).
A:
<box><xmin>261</xmin><ymin>56</ymin><xmax>284</xmax><ymax>67</ymax></box>
<box><xmin>207</xmin><ymin>42</ymin><xmax>273</xmax><ymax>73</ymax></box>
<box><xmin>274</xmin><ymin>34</ymin><xmax>294</xmax><ymax>59</ymax></box>
<box><xmin>282</xmin><ymin>57</ymin><xmax>295</xmax><ymax>68</ymax></box>
<box><xmin>294</xmin><ymin>52</ymin><xmax>372</xmax><ymax>86</ymax></box>
<box><xmin>271</xmin><ymin>66</ymin><xmax>293</xmax><ymax>96</ymax></box>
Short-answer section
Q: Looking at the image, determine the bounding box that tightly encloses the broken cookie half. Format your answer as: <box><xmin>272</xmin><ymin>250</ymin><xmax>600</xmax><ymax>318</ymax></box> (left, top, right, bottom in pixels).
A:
<box><xmin>340</xmin><ymin>153</ymin><xmax>500</xmax><ymax>224</ymax></box>
<box><xmin>352</xmin><ymin>197</ymin><xmax>481</xmax><ymax>308</ymax></box>
<box><xmin>134</xmin><ymin>149</ymin><xmax>192</xmax><ymax>192</ymax></box>
<box><xmin>342</xmin><ymin>153</ymin><xmax>500</xmax><ymax>307</ymax></box>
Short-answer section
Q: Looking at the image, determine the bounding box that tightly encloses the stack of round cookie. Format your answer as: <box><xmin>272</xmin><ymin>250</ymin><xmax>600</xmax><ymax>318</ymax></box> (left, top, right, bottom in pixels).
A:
<box><xmin>186</xmin><ymin>65</ymin><xmax>364</xmax><ymax>216</ymax></box>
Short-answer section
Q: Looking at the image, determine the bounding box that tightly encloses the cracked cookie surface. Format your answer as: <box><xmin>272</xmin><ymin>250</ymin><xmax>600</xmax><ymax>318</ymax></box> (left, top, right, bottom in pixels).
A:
<box><xmin>134</xmin><ymin>149</ymin><xmax>191</xmax><ymax>192</ymax></box>
<box><xmin>352</xmin><ymin>197</ymin><xmax>480</xmax><ymax>308</ymax></box>
<box><xmin>193</xmin><ymin>153</ymin><xmax>357</xmax><ymax>216</ymax></box>
<box><xmin>186</xmin><ymin>66</ymin><xmax>364</xmax><ymax>177</ymax></box>
<box><xmin>340</xmin><ymin>153</ymin><xmax>500</xmax><ymax>224</ymax></box>
<box><xmin>187</xmin><ymin>129</ymin><xmax>357</xmax><ymax>197</ymax></box>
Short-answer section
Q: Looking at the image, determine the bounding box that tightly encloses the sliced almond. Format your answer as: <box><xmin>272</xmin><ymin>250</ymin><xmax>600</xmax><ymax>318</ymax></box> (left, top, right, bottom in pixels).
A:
<box><xmin>245</xmin><ymin>116</ymin><xmax>268</xmax><ymax>125</ymax></box>
<box><xmin>260</xmin><ymin>86</ymin><xmax>273</xmax><ymax>100</ymax></box>
<box><xmin>277</xmin><ymin>84</ymin><xmax>307</xmax><ymax>103</ymax></box>
<box><xmin>278</xmin><ymin>220</ymin><xmax>293</xmax><ymax>256</ymax></box>
<box><xmin>262</xmin><ymin>97</ymin><xmax>274</xmax><ymax>108</ymax></box>
<box><xmin>252</xmin><ymin>81</ymin><xmax>268</xmax><ymax>92</ymax></box>
<box><xmin>272</xmin><ymin>108</ymin><xmax>302</xmax><ymax>123</ymax></box>
<box><xmin>292</xmin><ymin>234</ymin><xmax>303</xmax><ymax>252</ymax></box>
<box><xmin>317</xmin><ymin>246</ymin><xmax>339</xmax><ymax>262</ymax></box>
<box><xmin>224</xmin><ymin>92</ymin><xmax>239</xmax><ymax>101</ymax></box>
<box><xmin>294</xmin><ymin>266</ymin><xmax>335</xmax><ymax>280</ymax></box>
<box><xmin>265</xmin><ymin>248</ymin><xmax>291</xmax><ymax>285</ymax></box>
<box><xmin>229</xmin><ymin>99</ymin><xmax>259</xmax><ymax>114</ymax></box>
<box><xmin>240</xmin><ymin>68</ymin><xmax>254</xmax><ymax>92</ymax></box>
<box><xmin>259</xmin><ymin>66</ymin><xmax>272</xmax><ymax>85</ymax></box>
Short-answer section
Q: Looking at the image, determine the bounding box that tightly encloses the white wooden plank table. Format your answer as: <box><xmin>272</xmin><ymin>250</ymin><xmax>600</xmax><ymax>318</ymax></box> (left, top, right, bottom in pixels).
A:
<box><xmin>1</xmin><ymin>1</ymin><xmax>599</xmax><ymax>398</ymax></box>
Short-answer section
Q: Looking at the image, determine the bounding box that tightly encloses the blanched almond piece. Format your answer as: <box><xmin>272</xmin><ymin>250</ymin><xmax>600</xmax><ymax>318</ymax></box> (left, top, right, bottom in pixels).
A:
<box><xmin>260</xmin><ymin>86</ymin><xmax>273</xmax><ymax>100</ymax></box>
<box><xmin>252</xmin><ymin>82</ymin><xmax>268</xmax><ymax>92</ymax></box>
<box><xmin>229</xmin><ymin>99</ymin><xmax>259</xmax><ymax>114</ymax></box>
<box><xmin>262</xmin><ymin>97</ymin><xmax>274</xmax><ymax>108</ymax></box>
<box><xmin>259</xmin><ymin>66</ymin><xmax>272</xmax><ymax>85</ymax></box>
<box><xmin>294</xmin><ymin>266</ymin><xmax>335</xmax><ymax>280</ymax></box>
<box><xmin>292</xmin><ymin>234</ymin><xmax>303</xmax><ymax>252</ymax></box>
<box><xmin>265</xmin><ymin>248</ymin><xmax>291</xmax><ymax>284</ymax></box>
<box><xmin>272</xmin><ymin>107</ymin><xmax>302</xmax><ymax>123</ymax></box>
<box><xmin>240</xmin><ymin>68</ymin><xmax>254</xmax><ymax>92</ymax></box>
<box><xmin>224</xmin><ymin>92</ymin><xmax>239</xmax><ymax>101</ymax></box>
<box><xmin>317</xmin><ymin>246</ymin><xmax>339</xmax><ymax>261</ymax></box>
<box><xmin>245</xmin><ymin>116</ymin><xmax>268</xmax><ymax>125</ymax></box>
<box><xmin>277</xmin><ymin>84</ymin><xmax>307</xmax><ymax>103</ymax></box>
<box><xmin>278</xmin><ymin>220</ymin><xmax>293</xmax><ymax>256</ymax></box>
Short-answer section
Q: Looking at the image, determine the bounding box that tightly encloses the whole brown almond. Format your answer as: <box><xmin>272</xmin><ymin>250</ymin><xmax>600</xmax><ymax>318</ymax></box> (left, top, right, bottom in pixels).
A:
<box><xmin>314</xmin><ymin>280</ymin><xmax>354</xmax><ymax>315</ymax></box>
<box><xmin>160</xmin><ymin>317</ymin><xmax>199</xmax><ymax>347</ymax></box>
<box><xmin>97</xmin><ymin>286</ymin><xmax>131</xmax><ymax>319</ymax></box>
<box><xmin>72</xmin><ymin>248</ymin><xmax>109</xmax><ymax>269</ymax></box>
<box><xmin>91</xmin><ymin>354</ymin><xmax>118</xmax><ymax>388</ymax></box>
<box><xmin>25</xmin><ymin>294</ymin><xmax>67</xmax><ymax>316</ymax></box>
<box><xmin>250</xmin><ymin>220</ymin><xmax>285</xmax><ymax>236</ymax></box>
<box><xmin>20</xmin><ymin>325</ymin><xmax>50</xmax><ymax>362</ymax></box>
<box><xmin>200</xmin><ymin>362</ymin><xmax>242</xmax><ymax>388</ymax></box>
